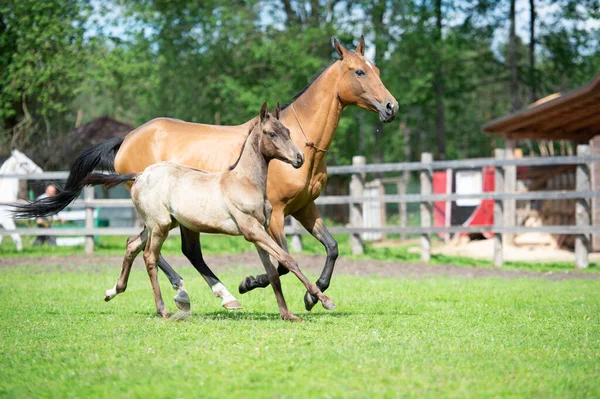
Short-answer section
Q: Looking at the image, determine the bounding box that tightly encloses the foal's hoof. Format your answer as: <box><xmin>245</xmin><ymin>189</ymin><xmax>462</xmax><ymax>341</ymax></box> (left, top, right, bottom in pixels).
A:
<box><xmin>174</xmin><ymin>291</ymin><xmax>191</xmax><ymax>312</ymax></box>
<box><xmin>303</xmin><ymin>291</ymin><xmax>319</xmax><ymax>311</ymax></box>
<box><xmin>223</xmin><ymin>300</ymin><xmax>242</xmax><ymax>310</ymax></box>
<box><xmin>238</xmin><ymin>276</ymin><xmax>255</xmax><ymax>295</ymax></box>
<box><xmin>282</xmin><ymin>313</ymin><xmax>303</xmax><ymax>322</ymax></box>
<box><xmin>322</xmin><ymin>298</ymin><xmax>336</xmax><ymax>311</ymax></box>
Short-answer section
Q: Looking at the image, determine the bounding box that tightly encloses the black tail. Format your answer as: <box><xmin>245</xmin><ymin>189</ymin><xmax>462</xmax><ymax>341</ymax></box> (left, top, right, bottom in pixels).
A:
<box><xmin>12</xmin><ymin>137</ymin><xmax>124</xmax><ymax>219</ymax></box>
<box><xmin>82</xmin><ymin>173</ymin><xmax>137</xmax><ymax>189</ymax></box>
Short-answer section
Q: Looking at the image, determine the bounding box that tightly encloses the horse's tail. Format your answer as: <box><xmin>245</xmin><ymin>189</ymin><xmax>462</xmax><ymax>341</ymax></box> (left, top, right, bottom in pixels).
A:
<box><xmin>11</xmin><ymin>137</ymin><xmax>124</xmax><ymax>219</ymax></box>
<box><xmin>82</xmin><ymin>173</ymin><xmax>137</xmax><ymax>189</ymax></box>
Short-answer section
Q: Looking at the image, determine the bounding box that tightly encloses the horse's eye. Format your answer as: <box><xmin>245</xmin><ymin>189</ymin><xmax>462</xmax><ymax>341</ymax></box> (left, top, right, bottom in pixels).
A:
<box><xmin>269</xmin><ymin>132</ymin><xmax>276</xmax><ymax>137</ymax></box>
<box><xmin>355</xmin><ymin>69</ymin><xmax>366</xmax><ymax>77</ymax></box>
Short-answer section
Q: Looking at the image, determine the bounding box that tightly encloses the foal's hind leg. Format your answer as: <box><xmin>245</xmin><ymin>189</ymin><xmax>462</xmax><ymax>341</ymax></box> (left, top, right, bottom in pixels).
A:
<box><xmin>104</xmin><ymin>228</ymin><xmax>147</xmax><ymax>301</ymax></box>
<box><xmin>144</xmin><ymin>226</ymin><xmax>170</xmax><ymax>318</ymax></box>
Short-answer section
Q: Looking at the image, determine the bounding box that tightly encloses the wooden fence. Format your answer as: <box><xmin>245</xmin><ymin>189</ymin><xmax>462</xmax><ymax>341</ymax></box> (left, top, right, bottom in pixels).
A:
<box><xmin>2</xmin><ymin>145</ymin><xmax>600</xmax><ymax>268</ymax></box>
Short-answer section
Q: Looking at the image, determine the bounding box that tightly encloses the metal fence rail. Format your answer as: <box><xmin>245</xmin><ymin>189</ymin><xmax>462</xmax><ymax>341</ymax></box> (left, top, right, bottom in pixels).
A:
<box><xmin>1</xmin><ymin>147</ymin><xmax>597</xmax><ymax>268</ymax></box>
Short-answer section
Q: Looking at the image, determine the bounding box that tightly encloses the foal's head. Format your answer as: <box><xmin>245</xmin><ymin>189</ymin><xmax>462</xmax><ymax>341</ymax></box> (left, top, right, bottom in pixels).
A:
<box><xmin>256</xmin><ymin>101</ymin><xmax>304</xmax><ymax>169</ymax></box>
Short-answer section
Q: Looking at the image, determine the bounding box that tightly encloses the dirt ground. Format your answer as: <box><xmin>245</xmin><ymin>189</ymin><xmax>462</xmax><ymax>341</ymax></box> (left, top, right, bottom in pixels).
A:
<box><xmin>432</xmin><ymin>236</ymin><xmax>600</xmax><ymax>264</ymax></box>
<box><xmin>1</xmin><ymin>252</ymin><xmax>597</xmax><ymax>281</ymax></box>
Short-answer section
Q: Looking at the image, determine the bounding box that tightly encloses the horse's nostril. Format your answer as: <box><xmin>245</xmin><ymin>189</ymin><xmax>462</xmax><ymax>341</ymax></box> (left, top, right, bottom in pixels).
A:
<box><xmin>385</xmin><ymin>102</ymin><xmax>394</xmax><ymax>112</ymax></box>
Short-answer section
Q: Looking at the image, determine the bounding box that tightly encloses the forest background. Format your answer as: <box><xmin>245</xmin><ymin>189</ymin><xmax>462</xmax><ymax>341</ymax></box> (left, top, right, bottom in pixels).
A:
<box><xmin>1</xmin><ymin>0</ymin><xmax>599</xmax><ymax>169</ymax></box>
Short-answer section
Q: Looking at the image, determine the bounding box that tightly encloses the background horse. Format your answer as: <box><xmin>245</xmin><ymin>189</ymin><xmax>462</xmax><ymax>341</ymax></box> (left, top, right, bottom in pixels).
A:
<box><xmin>0</xmin><ymin>149</ymin><xmax>43</xmax><ymax>251</ymax></box>
<box><xmin>12</xmin><ymin>37</ymin><xmax>398</xmax><ymax>311</ymax></box>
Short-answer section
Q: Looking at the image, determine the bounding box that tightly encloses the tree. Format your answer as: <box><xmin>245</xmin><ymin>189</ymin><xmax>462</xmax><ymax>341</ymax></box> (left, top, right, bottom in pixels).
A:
<box><xmin>0</xmin><ymin>0</ymin><xmax>88</xmax><ymax>156</ymax></box>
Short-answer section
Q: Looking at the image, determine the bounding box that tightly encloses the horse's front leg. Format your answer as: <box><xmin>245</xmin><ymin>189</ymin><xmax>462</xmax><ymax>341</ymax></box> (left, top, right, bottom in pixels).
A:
<box><xmin>292</xmin><ymin>201</ymin><xmax>339</xmax><ymax>311</ymax></box>
<box><xmin>180</xmin><ymin>226</ymin><xmax>241</xmax><ymax>310</ymax></box>
<box><xmin>238</xmin><ymin>209</ymin><xmax>288</xmax><ymax>294</ymax></box>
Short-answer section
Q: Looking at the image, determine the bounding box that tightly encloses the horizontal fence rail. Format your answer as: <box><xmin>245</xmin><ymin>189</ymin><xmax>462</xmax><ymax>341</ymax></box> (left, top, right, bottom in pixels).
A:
<box><xmin>1</xmin><ymin>150</ymin><xmax>597</xmax><ymax>267</ymax></box>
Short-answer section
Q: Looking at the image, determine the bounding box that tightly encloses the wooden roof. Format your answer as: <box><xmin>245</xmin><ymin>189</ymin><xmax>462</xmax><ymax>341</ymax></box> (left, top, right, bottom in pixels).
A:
<box><xmin>483</xmin><ymin>74</ymin><xmax>600</xmax><ymax>142</ymax></box>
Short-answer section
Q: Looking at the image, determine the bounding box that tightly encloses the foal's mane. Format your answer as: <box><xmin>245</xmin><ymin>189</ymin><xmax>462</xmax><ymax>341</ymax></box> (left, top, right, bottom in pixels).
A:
<box><xmin>281</xmin><ymin>62</ymin><xmax>334</xmax><ymax>110</ymax></box>
<box><xmin>227</xmin><ymin>119</ymin><xmax>260</xmax><ymax>171</ymax></box>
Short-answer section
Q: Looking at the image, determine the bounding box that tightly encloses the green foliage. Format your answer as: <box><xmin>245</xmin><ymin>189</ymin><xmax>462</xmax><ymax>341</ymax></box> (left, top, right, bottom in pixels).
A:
<box><xmin>1</xmin><ymin>263</ymin><xmax>599</xmax><ymax>397</ymax></box>
<box><xmin>1</xmin><ymin>0</ymin><xmax>598</xmax><ymax>164</ymax></box>
<box><xmin>0</xmin><ymin>0</ymin><xmax>88</xmax><ymax>150</ymax></box>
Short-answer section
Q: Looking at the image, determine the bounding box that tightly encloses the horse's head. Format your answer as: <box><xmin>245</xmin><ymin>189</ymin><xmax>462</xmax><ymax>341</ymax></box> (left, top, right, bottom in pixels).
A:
<box><xmin>332</xmin><ymin>36</ymin><xmax>398</xmax><ymax>123</ymax></box>
<box><xmin>257</xmin><ymin>102</ymin><xmax>304</xmax><ymax>169</ymax></box>
<box><xmin>9</xmin><ymin>149</ymin><xmax>42</xmax><ymax>174</ymax></box>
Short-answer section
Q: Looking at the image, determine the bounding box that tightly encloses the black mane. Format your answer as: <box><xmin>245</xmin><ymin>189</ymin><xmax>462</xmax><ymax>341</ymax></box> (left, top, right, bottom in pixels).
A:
<box><xmin>281</xmin><ymin>63</ymin><xmax>333</xmax><ymax>110</ymax></box>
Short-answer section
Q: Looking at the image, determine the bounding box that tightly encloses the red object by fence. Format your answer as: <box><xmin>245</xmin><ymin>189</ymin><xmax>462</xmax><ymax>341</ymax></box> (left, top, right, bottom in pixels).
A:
<box><xmin>433</xmin><ymin>167</ymin><xmax>495</xmax><ymax>238</ymax></box>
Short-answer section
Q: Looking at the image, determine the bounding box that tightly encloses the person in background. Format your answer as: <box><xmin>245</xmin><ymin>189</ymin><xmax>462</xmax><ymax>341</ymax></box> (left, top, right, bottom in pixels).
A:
<box><xmin>33</xmin><ymin>184</ymin><xmax>64</xmax><ymax>246</ymax></box>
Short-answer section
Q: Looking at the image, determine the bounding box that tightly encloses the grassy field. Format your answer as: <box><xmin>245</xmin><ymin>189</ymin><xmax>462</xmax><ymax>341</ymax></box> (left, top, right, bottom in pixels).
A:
<box><xmin>1</xmin><ymin>260</ymin><xmax>599</xmax><ymax>398</ymax></box>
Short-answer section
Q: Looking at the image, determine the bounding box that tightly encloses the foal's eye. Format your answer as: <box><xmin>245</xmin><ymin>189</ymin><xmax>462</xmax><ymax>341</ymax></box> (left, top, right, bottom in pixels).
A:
<box><xmin>355</xmin><ymin>69</ymin><xmax>366</xmax><ymax>77</ymax></box>
<box><xmin>269</xmin><ymin>132</ymin><xmax>276</xmax><ymax>137</ymax></box>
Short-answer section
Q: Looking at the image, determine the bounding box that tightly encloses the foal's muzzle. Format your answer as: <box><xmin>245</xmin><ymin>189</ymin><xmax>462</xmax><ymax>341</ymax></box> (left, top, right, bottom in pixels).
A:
<box><xmin>292</xmin><ymin>152</ymin><xmax>304</xmax><ymax>169</ymax></box>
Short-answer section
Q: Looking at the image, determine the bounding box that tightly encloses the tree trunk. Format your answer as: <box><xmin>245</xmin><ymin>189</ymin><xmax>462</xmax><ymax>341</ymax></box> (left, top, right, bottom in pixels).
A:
<box><xmin>529</xmin><ymin>0</ymin><xmax>536</xmax><ymax>103</ymax></box>
<box><xmin>509</xmin><ymin>0</ymin><xmax>521</xmax><ymax>112</ymax></box>
<box><xmin>372</xmin><ymin>1</ymin><xmax>386</xmax><ymax>168</ymax></box>
<box><xmin>434</xmin><ymin>0</ymin><xmax>446</xmax><ymax>159</ymax></box>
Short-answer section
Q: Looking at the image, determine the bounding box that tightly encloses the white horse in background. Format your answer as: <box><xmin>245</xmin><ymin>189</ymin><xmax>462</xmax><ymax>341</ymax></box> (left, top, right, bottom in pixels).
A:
<box><xmin>0</xmin><ymin>149</ymin><xmax>42</xmax><ymax>251</ymax></box>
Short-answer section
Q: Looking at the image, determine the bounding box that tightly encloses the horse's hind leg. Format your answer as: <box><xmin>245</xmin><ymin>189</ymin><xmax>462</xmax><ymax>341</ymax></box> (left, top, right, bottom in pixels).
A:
<box><xmin>180</xmin><ymin>226</ymin><xmax>240</xmax><ymax>310</ymax></box>
<box><xmin>144</xmin><ymin>226</ymin><xmax>170</xmax><ymax>318</ymax></box>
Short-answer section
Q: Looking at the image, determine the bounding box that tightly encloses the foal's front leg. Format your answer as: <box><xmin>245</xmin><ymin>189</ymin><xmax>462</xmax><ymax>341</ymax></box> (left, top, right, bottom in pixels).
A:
<box><xmin>242</xmin><ymin>222</ymin><xmax>336</xmax><ymax>314</ymax></box>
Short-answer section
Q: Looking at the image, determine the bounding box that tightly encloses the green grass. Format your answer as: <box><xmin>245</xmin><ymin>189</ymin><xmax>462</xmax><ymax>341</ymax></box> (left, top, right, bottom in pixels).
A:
<box><xmin>1</xmin><ymin>233</ymin><xmax>598</xmax><ymax>273</ymax></box>
<box><xmin>0</xmin><ymin>261</ymin><xmax>599</xmax><ymax>398</ymax></box>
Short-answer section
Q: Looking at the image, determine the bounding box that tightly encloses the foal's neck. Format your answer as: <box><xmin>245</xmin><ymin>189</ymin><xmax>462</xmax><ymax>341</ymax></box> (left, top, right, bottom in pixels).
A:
<box><xmin>230</xmin><ymin>128</ymin><xmax>268</xmax><ymax>191</ymax></box>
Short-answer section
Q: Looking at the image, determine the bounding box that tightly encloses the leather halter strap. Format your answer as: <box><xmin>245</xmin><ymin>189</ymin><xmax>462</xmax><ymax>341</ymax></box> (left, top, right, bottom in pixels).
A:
<box><xmin>291</xmin><ymin>103</ymin><xmax>328</xmax><ymax>153</ymax></box>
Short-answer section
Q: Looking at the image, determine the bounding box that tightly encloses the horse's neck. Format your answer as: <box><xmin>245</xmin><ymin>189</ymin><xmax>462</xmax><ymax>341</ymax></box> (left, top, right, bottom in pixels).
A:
<box><xmin>230</xmin><ymin>130</ymin><xmax>268</xmax><ymax>190</ymax></box>
<box><xmin>281</xmin><ymin>63</ymin><xmax>344</xmax><ymax>153</ymax></box>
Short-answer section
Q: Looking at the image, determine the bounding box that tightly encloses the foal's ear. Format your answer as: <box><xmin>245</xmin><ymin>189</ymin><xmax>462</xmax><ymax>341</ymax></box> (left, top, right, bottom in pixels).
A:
<box><xmin>333</xmin><ymin>37</ymin><xmax>347</xmax><ymax>60</ymax></box>
<box><xmin>356</xmin><ymin>35</ymin><xmax>366</xmax><ymax>56</ymax></box>
<box><xmin>259</xmin><ymin>101</ymin><xmax>269</xmax><ymax>122</ymax></box>
<box><xmin>275</xmin><ymin>102</ymin><xmax>281</xmax><ymax>120</ymax></box>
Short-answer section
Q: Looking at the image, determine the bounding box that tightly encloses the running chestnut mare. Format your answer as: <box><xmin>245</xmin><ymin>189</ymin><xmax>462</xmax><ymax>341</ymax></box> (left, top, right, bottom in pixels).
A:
<box><xmin>84</xmin><ymin>103</ymin><xmax>334</xmax><ymax>320</ymax></box>
<box><xmin>12</xmin><ymin>36</ymin><xmax>398</xmax><ymax>312</ymax></box>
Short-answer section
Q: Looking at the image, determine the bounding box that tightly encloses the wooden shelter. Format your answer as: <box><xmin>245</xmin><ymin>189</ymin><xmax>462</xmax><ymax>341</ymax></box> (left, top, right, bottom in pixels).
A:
<box><xmin>483</xmin><ymin>75</ymin><xmax>600</xmax><ymax>142</ymax></box>
<box><xmin>483</xmin><ymin>74</ymin><xmax>600</xmax><ymax>251</ymax></box>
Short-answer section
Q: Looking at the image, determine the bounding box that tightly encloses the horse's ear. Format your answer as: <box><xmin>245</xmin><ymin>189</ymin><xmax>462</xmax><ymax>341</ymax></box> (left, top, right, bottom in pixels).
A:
<box><xmin>259</xmin><ymin>101</ymin><xmax>269</xmax><ymax>122</ymax></box>
<box><xmin>333</xmin><ymin>37</ymin><xmax>347</xmax><ymax>60</ymax></box>
<box><xmin>356</xmin><ymin>35</ymin><xmax>365</xmax><ymax>56</ymax></box>
<box><xmin>275</xmin><ymin>102</ymin><xmax>281</xmax><ymax>120</ymax></box>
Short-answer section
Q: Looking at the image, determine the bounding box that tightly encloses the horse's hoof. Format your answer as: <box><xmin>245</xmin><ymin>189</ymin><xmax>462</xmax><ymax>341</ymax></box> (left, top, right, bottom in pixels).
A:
<box><xmin>104</xmin><ymin>289</ymin><xmax>116</xmax><ymax>302</ymax></box>
<box><xmin>322</xmin><ymin>299</ymin><xmax>336</xmax><ymax>311</ymax></box>
<box><xmin>282</xmin><ymin>313</ymin><xmax>303</xmax><ymax>322</ymax></box>
<box><xmin>174</xmin><ymin>291</ymin><xmax>191</xmax><ymax>312</ymax></box>
<box><xmin>223</xmin><ymin>300</ymin><xmax>242</xmax><ymax>310</ymax></box>
<box><xmin>303</xmin><ymin>291</ymin><xmax>318</xmax><ymax>311</ymax></box>
<box><xmin>238</xmin><ymin>276</ymin><xmax>254</xmax><ymax>295</ymax></box>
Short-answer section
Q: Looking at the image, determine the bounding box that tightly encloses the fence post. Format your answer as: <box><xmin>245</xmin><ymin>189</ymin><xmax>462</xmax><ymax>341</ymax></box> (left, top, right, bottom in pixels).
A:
<box><xmin>349</xmin><ymin>156</ymin><xmax>366</xmax><ymax>255</ymax></box>
<box><xmin>504</xmin><ymin>139</ymin><xmax>517</xmax><ymax>244</ymax></box>
<box><xmin>420</xmin><ymin>153</ymin><xmax>432</xmax><ymax>262</ymax></box>
<box><xmin>397</xmin><ymin>179</ymin><xmax>407</xmax><ymax>241</ymax></box>
<box><xmin>494</xmin><ymin>149</ymin><xmax>505</xmax><ymax>267</ymax></box>
<box><xmin>289</xmin><ymin>217</ymin><xmax>303</xmax><ymax>253</ymax></box>
<box><xmin>84</xmin><ymin>186</ymin><xmax>95</xmax><ymax>255</ymax></box>
<box><xmin>575</xmin><ymin>144</ymin><xmax>591</xmax><ymax>269</ymax></box>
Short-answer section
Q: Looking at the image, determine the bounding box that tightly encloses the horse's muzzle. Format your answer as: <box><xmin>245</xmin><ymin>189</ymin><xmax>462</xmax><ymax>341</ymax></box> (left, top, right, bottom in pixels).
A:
<box><xmin>379</xmin><ymin>100</ymin><xmax>398</xmax><ymax>123</ymax></box>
